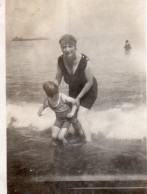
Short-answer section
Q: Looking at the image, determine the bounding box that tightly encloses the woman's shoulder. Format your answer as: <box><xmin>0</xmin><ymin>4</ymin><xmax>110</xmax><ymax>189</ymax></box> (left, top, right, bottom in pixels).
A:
<box><xmin>80</xmin><ymin>53</ymin><xmax>93</xmax><ymax>72</ymax></box>
<box><xmin>81</xmin><ymin>53</ymin><xmax>89</xmax><ymax>61</ymax></box>
<box><xmin>79</xmin><ymin>53</ymin><xmax>91</xmax><ymax>70</ymax></box>
<box><xmin>58</xmin><ymin>55</ymin><xmax>63</xmax><ymax>60</ymax></box>
<box><xmin>58</xmin><ymin>55</ymin><xmax>64</xmax><ymax>66</ymax></box>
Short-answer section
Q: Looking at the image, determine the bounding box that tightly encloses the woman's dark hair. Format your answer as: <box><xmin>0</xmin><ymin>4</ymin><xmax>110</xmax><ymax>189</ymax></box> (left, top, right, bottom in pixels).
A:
<box><xmin>59</xmin><ymin>34</ymin><xmax>77</xmax><ymax>45</ymax></box>
<box><xmin>43</xmin><ymin>81</ymin><xmax>58</xmax><ymax>97</ymax></box>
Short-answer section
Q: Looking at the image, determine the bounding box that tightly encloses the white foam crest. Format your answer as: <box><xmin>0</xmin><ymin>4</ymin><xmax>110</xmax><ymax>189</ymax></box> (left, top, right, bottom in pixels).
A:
<box><xmin>7</xmin><ymin>102</ymin><xmax>55</xmax><ymax>131</ymax></box>
<box><xmin>7</xmin><ymin>102</ymin><xmax>147</xmax><ymax>139</ymax></box>
<box><xmin>78</xmin><ymin>103</ymin><xmax>147</xmax><ymax>139</ymax></box>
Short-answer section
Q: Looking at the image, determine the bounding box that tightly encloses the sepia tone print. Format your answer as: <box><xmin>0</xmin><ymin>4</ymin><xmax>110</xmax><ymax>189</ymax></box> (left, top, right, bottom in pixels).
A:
<box><xmin>6</xmin><ymin>0</ymin><xmax>147</xmax><ymax>193</ymax></box>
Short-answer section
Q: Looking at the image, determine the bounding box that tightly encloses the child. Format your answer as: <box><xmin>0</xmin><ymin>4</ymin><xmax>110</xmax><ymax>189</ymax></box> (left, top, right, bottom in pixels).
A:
<box><xmin>38</xmin><ymin>81</ymin><xmax>84</xmax><ymax>145</ymax></box>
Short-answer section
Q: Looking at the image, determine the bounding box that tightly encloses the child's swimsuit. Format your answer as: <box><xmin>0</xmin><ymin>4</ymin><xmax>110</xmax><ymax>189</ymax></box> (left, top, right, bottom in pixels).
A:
<box><xmin>48</xmin><ymin>93</ymin><xmax>76</xmax><ymax>129</ymax></box>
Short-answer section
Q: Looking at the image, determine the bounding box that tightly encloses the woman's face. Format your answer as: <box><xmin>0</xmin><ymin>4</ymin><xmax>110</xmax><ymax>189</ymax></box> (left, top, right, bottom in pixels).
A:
<box><xmin>60</xmin><ymin>42</ymin><xmax>76</xmax><ymax>58</ymax></box>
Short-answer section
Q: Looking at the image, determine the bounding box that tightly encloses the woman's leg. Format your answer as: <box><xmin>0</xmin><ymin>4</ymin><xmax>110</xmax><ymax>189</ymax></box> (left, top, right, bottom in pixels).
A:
<box><xmin>72</xmin><ymin>119</ymin><xmax>85</xmax><ymax>138</ymax></box>
<box><xmin>77</xmin><ymin>108</ymin><xmax>92</xmax><ymax>141</ymax></box>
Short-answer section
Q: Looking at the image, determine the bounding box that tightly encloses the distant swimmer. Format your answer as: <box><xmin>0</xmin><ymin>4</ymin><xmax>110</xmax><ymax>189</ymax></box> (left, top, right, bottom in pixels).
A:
<box><xmin>124</xmin><ymin>40</ymin><xmax>131</xmax><ymax>53</ymax></box>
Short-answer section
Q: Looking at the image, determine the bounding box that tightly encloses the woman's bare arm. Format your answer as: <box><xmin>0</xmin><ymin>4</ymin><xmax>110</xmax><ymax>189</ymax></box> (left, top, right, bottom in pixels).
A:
<box><xmin>76</xmin><ymin>61</ymin><xmax>93</xmax><ymax>101</ymax></box>
<box><xmin>62</xmin><ymin>94</ymin><xmax>78</xmax><ymax>118</ymax></box>
<box><xmin>54</xmin><ymin>64</ymin><xmax>63</xmax><ymax>86</ymax></box>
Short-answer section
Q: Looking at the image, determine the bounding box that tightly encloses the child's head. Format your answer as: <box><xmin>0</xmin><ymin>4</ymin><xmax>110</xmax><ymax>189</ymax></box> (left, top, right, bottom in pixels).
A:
<box><xmin>43</xmin><ymin>81</ymin><xmax>59</xmax><ymax>97</ymax></box>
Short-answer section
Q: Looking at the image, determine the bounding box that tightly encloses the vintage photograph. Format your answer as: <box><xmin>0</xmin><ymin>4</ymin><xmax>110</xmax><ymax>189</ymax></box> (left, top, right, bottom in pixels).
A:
<box><xmin>6</xmin><ymin>0</ymin><xmax>147</xmax><ymax>193</ymax></box>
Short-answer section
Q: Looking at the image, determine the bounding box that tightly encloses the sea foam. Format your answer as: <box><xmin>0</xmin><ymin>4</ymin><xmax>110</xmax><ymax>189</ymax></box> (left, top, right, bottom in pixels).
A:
<box><xmin>7</xmin><ymin>102</ymin><xmax>147</xmax><ymax>139</ymax></box>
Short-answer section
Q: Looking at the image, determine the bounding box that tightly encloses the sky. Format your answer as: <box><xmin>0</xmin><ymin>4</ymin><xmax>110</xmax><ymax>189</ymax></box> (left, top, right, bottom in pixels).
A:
<box><xmin>6</xmin><ymin>0</ymin><xmax>146</xmax><ymax>45</ymax></box>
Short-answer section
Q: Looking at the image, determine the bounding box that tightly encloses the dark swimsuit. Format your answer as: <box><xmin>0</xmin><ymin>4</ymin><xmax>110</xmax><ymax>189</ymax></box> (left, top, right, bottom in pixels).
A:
<box><xmin>58</xmin><ymin>54</ymin><xmax>98</xmax><ymax>109</ymax></box>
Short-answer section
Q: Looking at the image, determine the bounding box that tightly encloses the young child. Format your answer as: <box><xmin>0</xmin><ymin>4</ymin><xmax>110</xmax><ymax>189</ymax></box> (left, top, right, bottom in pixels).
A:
<box><xmin>38</xmin><ymin>81</ymin><xmax>84</xmax><ymax>145</ymax></box>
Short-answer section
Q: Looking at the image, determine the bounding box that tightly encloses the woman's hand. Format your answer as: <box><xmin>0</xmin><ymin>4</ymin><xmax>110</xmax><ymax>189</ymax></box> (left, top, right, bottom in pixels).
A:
<box><xmin>67</xmin><ymin>102</ymin><xmax>78</xmax><ymax>118</ymax></box>
<box><xmin>67</xmin><ymin>112</ymin><xmax>74</xmax><ymax>118</ymax></box>
<box><xmin>74</xmin><ymin>61</ymin><xmax>94</xmax><ymax>102</ymax></box>
<box><xmin>75</xmin><ymin>98</ymin><xmax>80</xmax><ymax>107</ymax></box>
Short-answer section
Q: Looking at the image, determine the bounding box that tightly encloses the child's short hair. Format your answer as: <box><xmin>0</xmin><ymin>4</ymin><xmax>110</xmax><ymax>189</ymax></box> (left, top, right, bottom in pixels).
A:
<box><xmin>43</xmin><ymin>81</ymin><xmax>58</xmax><ymax>97</ymax></box>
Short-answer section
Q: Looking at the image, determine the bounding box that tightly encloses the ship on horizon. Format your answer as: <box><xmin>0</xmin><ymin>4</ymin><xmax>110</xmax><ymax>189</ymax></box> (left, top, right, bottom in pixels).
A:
<box><xmin>12</xmin><ymin>36</ymin><xmax>49</xmax><ymax>41</ymax></box>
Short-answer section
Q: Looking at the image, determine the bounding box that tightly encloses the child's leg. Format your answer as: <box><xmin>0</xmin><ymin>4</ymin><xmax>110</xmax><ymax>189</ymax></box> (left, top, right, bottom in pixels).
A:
<box><xmin>58</xmin><ymin>128</ymin><xmax>68</xmax><ymax>145</ymax></box>
<box><xmin>52</xmin><ymin>126</ymin><xmax>60</xmax><ymax>140</ymax></box>
<box><xmin>49</xmin><ymin>126</ymin><xmax>61</xmax><ymax>146</ymax></box>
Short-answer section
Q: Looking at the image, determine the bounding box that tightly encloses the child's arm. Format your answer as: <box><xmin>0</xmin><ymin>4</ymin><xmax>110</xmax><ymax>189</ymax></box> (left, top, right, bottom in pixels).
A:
<box><xmin>38</xmin><ymin>98</ymin><xmax>48</xmax><ymax>116</ymax></box>
<box><xmin>38</xmin><ymin>106</ymin><xmax>44</xmax><ymax>116</ymax></box>
<box><xmin>67</xmin><ymin>104</ymin><xmax>77</xmax><ymax>118</ymax></box>
<box><xmin>61</xmin><ymin>94</ymin><xmax>79</xmax><ymax>118</ymax></box>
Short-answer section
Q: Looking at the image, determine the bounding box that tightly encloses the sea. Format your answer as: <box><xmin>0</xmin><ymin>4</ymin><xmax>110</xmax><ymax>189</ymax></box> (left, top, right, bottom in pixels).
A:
<box><xmin>6</xmin><ymin>39</ymin><xmax>147</xmax><ymax>193</ymax></box>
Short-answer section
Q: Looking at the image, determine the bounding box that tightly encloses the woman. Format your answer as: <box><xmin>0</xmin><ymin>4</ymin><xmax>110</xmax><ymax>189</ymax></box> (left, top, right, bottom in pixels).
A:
<box><xmin>55</xmin><ymin>34</ymin><xmax>98</xmax><ymax>110</ymax></box>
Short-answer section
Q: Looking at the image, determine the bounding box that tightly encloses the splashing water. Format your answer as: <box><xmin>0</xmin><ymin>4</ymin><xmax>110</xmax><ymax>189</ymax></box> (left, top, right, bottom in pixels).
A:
<box><xmin>7</xmin><ymin>102</ymin><xmax>147</xmax><ymax>140</ymax></box>
<box><xmin>7</xmin><ymin>102</ymin><xmax>55</xmax><ymax>131</ymax></box>
<box><xmin>80</xmin><ymin>104</ymin><xmax>147</xmax><ymax>139</ymax></box>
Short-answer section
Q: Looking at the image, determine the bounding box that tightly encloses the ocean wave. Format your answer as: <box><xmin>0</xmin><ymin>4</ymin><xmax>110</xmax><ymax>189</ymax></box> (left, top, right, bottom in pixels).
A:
<box><xmin>7</xmin><ymin>102</ymin><xmax>55</xmax><ymax>131</ymax></box>
<box><xmin>7</xmin><ymin>102</ymin><xmax>147</xmax><ymax>139</ymax></box>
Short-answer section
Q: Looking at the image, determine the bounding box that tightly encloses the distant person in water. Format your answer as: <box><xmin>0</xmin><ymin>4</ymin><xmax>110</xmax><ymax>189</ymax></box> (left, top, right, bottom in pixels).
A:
<box><xmin>55</xmin><ymin>34</ymin><xmax>98</xmax><ymax>110</ymax></box>
<box><xmin>38</xmin><ymin>81</ymin><xmax>84</xmax><ymax>145</ymax></box>
<box><xmin>124</xmin><ymin>40</ymin><xmax>131</xmax><ymax>52</ymax></box>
